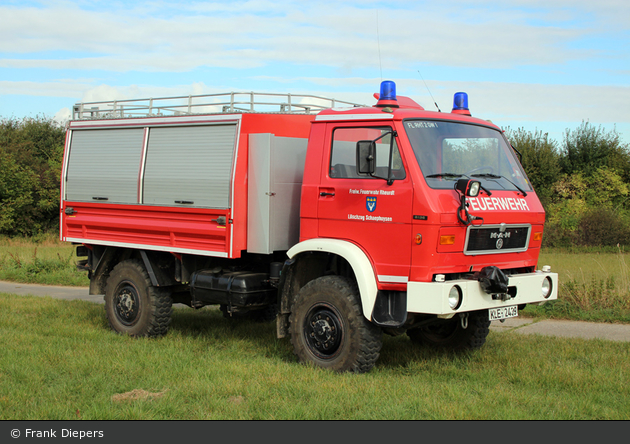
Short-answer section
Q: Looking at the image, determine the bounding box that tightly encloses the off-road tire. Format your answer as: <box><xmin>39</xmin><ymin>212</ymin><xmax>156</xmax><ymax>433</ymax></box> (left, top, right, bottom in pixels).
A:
<box><xmin>289</xmin><ymin>276</ymin><xmax>382</xmax><ymax>373</ymax></box>
<box><xmin>407</xmin><ymin>310</ymin><xmax>490</xmax><ymax>350</ymax></box>
<box><xmin>104</xmin><ymin>259</ymin><xmax>173</xmax><ymax>337</ymax></box>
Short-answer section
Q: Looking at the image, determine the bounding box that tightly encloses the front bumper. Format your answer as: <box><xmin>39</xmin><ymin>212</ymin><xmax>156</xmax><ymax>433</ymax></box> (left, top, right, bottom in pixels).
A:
<box><xmin>406</xmin><ymin>269</ymin><xmax>558</xmax><ymax>315</ymax></box>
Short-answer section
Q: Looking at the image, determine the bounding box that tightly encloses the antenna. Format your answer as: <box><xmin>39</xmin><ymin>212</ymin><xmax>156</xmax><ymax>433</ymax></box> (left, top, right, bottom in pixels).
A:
<box><xmin>418</xmin><ymin>70</ymin><xmax>441</xmax><ymax>112</ymax></box>
<box><xmin>376</xmin><ymin>11</ymin><xmax>383</xmax><ymax>81</ymax></box>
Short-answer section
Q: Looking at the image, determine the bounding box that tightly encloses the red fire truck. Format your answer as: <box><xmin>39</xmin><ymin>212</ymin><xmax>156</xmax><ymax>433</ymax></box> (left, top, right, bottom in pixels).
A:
<box><xmin>61</xmin><ymin>81</ymin><xmax>558</xmax><ymax>373</ymax></box>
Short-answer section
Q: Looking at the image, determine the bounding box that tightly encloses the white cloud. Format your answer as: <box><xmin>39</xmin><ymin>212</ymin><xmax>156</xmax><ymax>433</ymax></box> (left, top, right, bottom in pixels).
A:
<box><xmin>53</xmin><ymin>107</ymin><xmax>71</xmax><ymax>125</ymax></box>
<box><xmin>1</xmin><ymin>0</ymin><xmax>628</xmax><ymax>142</ymax></box>
<box><xmin>436</xmin><ymin>81</ymin><xmax>630</xmax><ymax>124</ymax></box>
<box><xmin>0</xmin><ymin>80</ymin><xmax>89</xmax><ymax>98</ymax></box>
<box><xmin>244</xmin><ymin>76</ymin><xmax>630</xmax><ymax>125</ymax></box>
<box><xmin>0</xmin><ymin>1</ymin><xmax>607</xmax><ymax>73</ymax></box>
<box><xmin>43</xmin><ymin>77</ymin><xmax>627</xmax><ymax>125</ymax></box>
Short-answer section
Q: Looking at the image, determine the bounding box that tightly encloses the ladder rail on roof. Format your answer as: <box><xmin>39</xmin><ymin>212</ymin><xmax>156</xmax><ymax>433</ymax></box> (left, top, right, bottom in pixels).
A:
<box><xmin>72</xmin><ymin>91</ymin><xmax>365</xmax><ymax>120</ymax></box>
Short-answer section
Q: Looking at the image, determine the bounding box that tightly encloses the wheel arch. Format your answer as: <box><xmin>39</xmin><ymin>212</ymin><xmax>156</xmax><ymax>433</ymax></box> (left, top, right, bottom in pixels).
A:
<box><xmin>86</xmin><ymin>245</ymin><xmax>178</xmax><ymax>295</ymax></box>
<box><xmin>285</xmin><ymin>238</ymin><xmax>378</xmax><ymax>322</ymax></box>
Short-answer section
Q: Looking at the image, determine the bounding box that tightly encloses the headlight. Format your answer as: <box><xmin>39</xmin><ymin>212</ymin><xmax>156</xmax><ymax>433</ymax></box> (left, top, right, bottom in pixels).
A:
<box><xmin>468</xmin><ymin>181</ymin><xmax>480</xmax><ymax>197</ymax></box>
<box><xmin>448</xmin><ymin>285</ymin><xmax>462</xmax><ymax>310</ymax></box>
<box><xmin>542</xmin><ymin>276</ymin><xmax>552</xmax><ymax>299</ymax></box>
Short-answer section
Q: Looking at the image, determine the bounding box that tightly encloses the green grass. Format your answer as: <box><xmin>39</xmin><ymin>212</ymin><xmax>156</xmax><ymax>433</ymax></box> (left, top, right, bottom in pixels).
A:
<box><xmin>1</xmin><ymin>293</ymin><xmax>629</xmax><ymax>420</ymax></box>
<box><xmin>0</xmin><ymin>234</ymin><xmax>89</xmax><ymax>287</ymax></box>
<box><xmin>530</xmin><ymin>248</ymin><xmax>630</xmax><ymax>323</ymax></box>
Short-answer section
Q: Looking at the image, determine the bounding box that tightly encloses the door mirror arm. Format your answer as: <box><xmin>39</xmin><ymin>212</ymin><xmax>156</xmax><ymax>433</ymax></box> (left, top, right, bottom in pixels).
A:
<box><xmin>356</xmin><ymin>130</ymin><xmax>397</xmax><ymax>185</ymax></box>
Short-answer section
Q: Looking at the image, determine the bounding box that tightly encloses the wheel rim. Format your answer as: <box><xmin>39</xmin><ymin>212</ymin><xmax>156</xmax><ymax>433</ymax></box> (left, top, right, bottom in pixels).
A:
<box><xmin>113</xmin><ymin>281</ymin><xmax>141</xmax><ymax>326</ymax></box>
<box><xmin>303</xmin><ymin>303</ymin><xmax>344</xmax><ymax>359</ymax></box>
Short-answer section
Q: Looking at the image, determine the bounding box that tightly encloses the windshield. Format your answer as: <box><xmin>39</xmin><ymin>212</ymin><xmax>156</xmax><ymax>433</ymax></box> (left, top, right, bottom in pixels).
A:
<box><xmin>404</xmin><ymin>120</ymin><xmax>532</xmax><ymax>192</ymax></box>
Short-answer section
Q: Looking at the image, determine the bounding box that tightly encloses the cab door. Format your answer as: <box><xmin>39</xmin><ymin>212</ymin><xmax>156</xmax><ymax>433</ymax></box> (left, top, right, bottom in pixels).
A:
<box><xmin>317</xmin><ymin>124</ymin><xmax>413</xmax><ymax>287</ymax></box>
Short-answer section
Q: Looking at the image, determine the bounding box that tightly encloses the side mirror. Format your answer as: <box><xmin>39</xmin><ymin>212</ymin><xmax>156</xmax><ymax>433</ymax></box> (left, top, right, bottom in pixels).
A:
<box><xmin>356</xmin><ymin>140</ymin><xmax>375</xmax><ymax>175</ymax></box>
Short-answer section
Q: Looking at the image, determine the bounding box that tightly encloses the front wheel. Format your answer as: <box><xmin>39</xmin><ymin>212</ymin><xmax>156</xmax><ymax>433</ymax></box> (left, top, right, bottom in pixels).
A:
<box><xmin>289</xmin><ymin>276</ymin><xmax>382</xmax><ymax>373</ymax></box>
<box><xmin>104</xmin><ymin>259</ymin><xmax>173</xmax><ymax>337</ymax></box>
<box><xmin>407</xmin><ymin>310</ymin><xmax>490</xmax><ymax>350</ymax></box>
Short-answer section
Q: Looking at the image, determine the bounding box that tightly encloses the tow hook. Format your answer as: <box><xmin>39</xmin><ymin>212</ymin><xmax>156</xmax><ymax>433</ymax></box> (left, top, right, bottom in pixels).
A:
<box><xmin>492</xmin><ymin>292</ymin><xmax>512</xmax><ymax>301</ymax></box>
<box><xmin>459</xmin><ymin>312</ymin><xmax>469</xmax><ymax>329</ymax></box>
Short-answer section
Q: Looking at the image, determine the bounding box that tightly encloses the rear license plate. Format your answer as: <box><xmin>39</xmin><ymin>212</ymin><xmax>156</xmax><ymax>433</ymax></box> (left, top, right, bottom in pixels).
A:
<box><xmin>489</xmin><ymin>305</ymin><xmax>518</xmax><ymax>321</ymax></box>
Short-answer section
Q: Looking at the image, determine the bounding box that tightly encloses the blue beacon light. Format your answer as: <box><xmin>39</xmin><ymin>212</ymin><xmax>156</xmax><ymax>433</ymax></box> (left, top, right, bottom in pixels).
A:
<box><xmin>452</xmin><ymin>92</ymin><xmax>471</xmax><ymax>116</ymax></box>
<box><xmin>380</xmin><ymin>81</ymin><xmax>396</xmax><ymax>101</ymax></box>
<box><xmin>376</xmin><ymin>80</ymin><xmax>399</xmax><ymax>108</ymax></box>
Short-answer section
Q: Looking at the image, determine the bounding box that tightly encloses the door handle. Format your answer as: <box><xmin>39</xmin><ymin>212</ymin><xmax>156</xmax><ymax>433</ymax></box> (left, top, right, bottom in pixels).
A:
<box><xmin>320</xmin><ymin>192</ymin><xmax>335</xmax><ymax>197</ymax></box>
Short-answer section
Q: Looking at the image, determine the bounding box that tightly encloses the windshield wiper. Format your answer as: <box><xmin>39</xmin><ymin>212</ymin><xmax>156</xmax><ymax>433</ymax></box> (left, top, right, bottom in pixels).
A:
<box><xmin>471</xmin><ymin>173</ymin><xmax>528</xmax><ymax>196</ymax></box>
<box><xmin>427</xmin><ymin>173</ymin><xmax>492</xmax><ymax>195</ymax></box>
<box><xmin>426</xmin><ymin>173</ymin><xmax>463</xmax><ymax>179</ymax></box>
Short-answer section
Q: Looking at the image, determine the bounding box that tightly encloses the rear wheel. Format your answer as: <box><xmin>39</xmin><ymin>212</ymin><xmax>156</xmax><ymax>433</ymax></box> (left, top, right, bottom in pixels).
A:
<box><xmin>289</xmin><ymin>276</ymin><xmax>382</xmax><ymax>373</ymax></box>
<box><xmin>407</xmin><ymin>310</ymin><xmax>490</xmax><ymax>350</ymax></box>
<box><xmin>104</xmin><ymin>259</ymin><xmax>173</xmax><ymax>337</ymax></box>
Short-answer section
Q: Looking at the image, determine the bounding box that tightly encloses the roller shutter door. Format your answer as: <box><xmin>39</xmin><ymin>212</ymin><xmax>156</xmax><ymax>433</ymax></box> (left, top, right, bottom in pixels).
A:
<box><xmin>142</xmin><ymin>124</ymin><xmax>237</xmax><ymax>208</ymax></box>
<box><xmin>65</xmin><ymin>128</ymin><xmax>144</xmax><ymax>204</ymax></box>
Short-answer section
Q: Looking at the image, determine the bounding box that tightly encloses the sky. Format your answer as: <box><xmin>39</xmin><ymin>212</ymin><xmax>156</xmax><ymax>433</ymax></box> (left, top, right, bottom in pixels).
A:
<box><xmin>1</xmin><ymin>0</ymin><xmax>629</xmax><ymax>146</ymax></box>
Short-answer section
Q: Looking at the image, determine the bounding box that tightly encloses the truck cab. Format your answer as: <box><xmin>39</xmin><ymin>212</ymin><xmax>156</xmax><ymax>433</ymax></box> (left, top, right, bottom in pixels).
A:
<box><xmin>279</xmin><ymin>82</ymin><xmax>557</xmax><ymax>371</ymax></box>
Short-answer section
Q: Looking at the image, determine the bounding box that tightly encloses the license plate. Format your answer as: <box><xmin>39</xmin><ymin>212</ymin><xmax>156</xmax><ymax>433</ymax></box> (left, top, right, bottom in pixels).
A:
<box><xmin>489</xmin><ymin>305</ymin><xmax>518</xmax><ymax>321</ymax></box>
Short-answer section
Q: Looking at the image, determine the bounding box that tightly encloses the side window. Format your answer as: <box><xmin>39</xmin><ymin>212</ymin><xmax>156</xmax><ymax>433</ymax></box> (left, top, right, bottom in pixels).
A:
<box><xmin>329</xmin><ymin>127</ymin><xmax>405</xmax><ymax>179</ymax></box>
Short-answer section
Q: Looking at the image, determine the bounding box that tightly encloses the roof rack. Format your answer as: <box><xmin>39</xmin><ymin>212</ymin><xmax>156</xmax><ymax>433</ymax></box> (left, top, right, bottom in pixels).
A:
<box><xmin>72</xmin><ymin>91</ymin><xmax>365</xmax><ymax>120</ymax></box>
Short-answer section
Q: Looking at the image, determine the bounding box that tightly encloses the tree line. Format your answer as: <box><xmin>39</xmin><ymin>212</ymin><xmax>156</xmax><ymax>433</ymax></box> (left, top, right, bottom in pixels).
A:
<box><xmin>1</xmin><ymin>116</ymin><xmax>64</xmax><ymax>236</ymax></box>
<box><xmin>1</xmin><ymin>116</ymin><xmax>629</xmax><ymax>247</ymax></box>
<box><xmin>506</xmin><ymin>123</ymin><xmax>630</xmax><ymax>248</ymax></box>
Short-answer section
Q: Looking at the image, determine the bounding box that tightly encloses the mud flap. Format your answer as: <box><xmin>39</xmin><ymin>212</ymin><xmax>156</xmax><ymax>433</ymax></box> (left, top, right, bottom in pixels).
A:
<box><xmin>371</xmin><ymin>290</ymin><xmax>407</xmax><ymax>327</ymax></box>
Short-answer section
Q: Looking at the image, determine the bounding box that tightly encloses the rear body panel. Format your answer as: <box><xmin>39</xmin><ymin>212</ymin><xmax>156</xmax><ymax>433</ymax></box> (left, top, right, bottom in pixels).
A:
<box><xmin>60</xmin><ymin>112</ymin><xmax>313</xmax><ymax>258</ymax></box>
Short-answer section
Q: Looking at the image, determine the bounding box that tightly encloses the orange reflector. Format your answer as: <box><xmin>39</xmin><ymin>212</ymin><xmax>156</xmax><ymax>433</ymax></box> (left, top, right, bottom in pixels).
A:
<box><xmin>440</xmin><ymin>235</ymin><xmax>455</xmax><ymax>245</ymax></box>
<box><xmin>415</xmin><ymin>234</ymin><xmax>422</xmax><ymax>245</ymax></box>
<box><xmin>533</xmin><ymin>232</ymin><xmax>543</xmax><ymax>242</ymax></box>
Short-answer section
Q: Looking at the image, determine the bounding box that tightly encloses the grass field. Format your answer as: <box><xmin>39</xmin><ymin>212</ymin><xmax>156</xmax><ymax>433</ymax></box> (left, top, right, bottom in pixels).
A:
<box><xmin>539</xmin><ymin>249</ymin><xmax>629</xmax><ymax>289</ymax></box>
<box><xmin>533</xmin><ymin>249</ymin><xmax>630</xmax><ymax>322</ymax></box>
<box><xmin>1</xmin><ymin>293</ymin><xmax>629</xmax><ymax>420</ymax></box>
<box><xmin>0</xmin><ymin>235</ymin><xmax>88</xmax><ymax>287</ymax></box>
<box><xmin>1</xmin><ymin>237</ymin><xmax>629</xmax><ymax>420</ymax></box>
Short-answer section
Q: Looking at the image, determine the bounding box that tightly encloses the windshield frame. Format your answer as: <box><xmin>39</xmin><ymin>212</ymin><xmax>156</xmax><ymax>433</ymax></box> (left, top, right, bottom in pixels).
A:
<box><xmin>402</xmin><ymin>119</ymin><xmax>532</xmax><ymax>193</ymax></box>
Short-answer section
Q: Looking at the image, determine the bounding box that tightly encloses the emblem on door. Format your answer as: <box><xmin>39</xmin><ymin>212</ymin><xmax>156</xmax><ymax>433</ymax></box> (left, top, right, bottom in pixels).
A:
<box><xmin>366</xmin><ymin>196</ymin><xmax>377</xmax><ymax>212</ymax></box>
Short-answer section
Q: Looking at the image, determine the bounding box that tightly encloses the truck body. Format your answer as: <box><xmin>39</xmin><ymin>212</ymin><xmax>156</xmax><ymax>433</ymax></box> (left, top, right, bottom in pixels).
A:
<box><xmin>61</xmin><ymin>83</ymin><xmax>558</xmax><ymax>373</ymax></box>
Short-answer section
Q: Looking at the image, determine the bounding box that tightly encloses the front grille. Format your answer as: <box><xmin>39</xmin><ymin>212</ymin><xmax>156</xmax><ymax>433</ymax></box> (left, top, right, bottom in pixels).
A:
<box><xmin>464</xmin><ymin>224</ymin><xmax>530</xmax><ymax>255</ymax></box>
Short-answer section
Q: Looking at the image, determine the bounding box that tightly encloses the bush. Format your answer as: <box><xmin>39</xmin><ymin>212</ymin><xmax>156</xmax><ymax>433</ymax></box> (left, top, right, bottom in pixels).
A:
<box><xmin>561</xmin><ymin>121</ymin><xmax>630</xmax><ymax>179</ymax></box>
<box><xmin>0</xmin><ymin>116</ymin><xmax>65</xmax><ymax>236</ymax></box>
<box><xmin>541</xmin><ymin>220</ymin><xmax>578</xmax><ymax>248</ymax></box>
<box><xmin>505</xmin><ymin>128</ymin><xmax>561</xmax><ymax>208</ymax></box>
<box><xmin>578</xmin><ymin>208</ymin><xmax>630</xmax><ymax>247</ymax></box>
<box><xmin>543</xmin><ymin>166</ymin><xmax>630</xmax><ymax>248</ymax></box>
